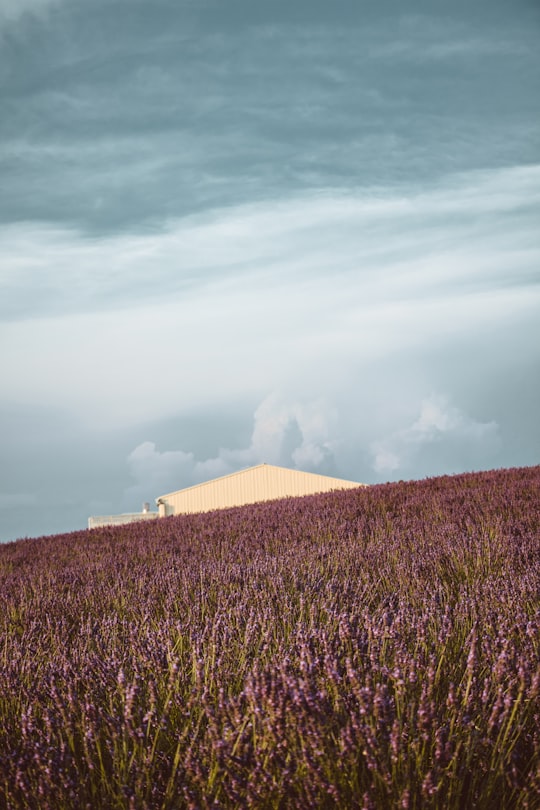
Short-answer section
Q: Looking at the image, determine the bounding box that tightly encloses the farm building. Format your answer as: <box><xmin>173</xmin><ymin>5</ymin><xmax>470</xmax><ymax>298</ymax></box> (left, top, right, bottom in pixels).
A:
<box><xmin>155</xmin><ymin>463</ymin><xmax>365</xmax><ymax>517</ymax></box>
<box><xmin>88</xmin><ymin>464</ymin><xmax>365</xmax><ymax>528</ymax></box>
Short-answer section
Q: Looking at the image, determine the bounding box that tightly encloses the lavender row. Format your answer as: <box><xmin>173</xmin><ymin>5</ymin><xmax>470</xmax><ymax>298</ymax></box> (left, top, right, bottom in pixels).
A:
<box><xmin>1</xmin><ymin>466</ymin><xmax>539</xmax><ymax>808</ymax></box>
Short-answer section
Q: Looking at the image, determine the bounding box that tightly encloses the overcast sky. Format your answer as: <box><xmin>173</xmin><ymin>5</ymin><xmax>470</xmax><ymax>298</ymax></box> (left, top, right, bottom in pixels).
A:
<box><xmin>1</xmin><ymin>0</ymin><xmax>539</xmax><ymax>542</ymax></box>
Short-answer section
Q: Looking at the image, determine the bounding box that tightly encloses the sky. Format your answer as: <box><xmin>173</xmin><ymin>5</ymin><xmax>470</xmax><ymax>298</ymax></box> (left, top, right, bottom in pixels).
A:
<box><xmin>0</xmin><ymin>0</ymin><xmax>539</xmax><ymax>542</ymax></box>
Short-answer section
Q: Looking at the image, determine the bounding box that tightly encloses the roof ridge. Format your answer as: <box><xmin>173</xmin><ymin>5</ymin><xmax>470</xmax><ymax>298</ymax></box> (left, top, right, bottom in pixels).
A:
<box><xmin>156</xmin><ymin>463</ymin><xmax>363</xmax><ymax>502</ymax></box>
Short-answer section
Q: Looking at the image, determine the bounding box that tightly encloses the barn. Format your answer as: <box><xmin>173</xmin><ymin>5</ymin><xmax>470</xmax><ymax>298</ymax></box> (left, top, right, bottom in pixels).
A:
<box><xmin>155</xmin><ymin>463</ymin><xmax>365</xmax><ymax>517</ymax></box>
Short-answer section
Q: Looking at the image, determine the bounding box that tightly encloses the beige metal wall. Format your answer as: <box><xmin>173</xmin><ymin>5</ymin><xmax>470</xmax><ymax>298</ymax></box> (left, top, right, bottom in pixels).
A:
<box><xmin>157</xmin><ymin>464</ymin><xmax>364</xmax><ymax>517</ymax></box>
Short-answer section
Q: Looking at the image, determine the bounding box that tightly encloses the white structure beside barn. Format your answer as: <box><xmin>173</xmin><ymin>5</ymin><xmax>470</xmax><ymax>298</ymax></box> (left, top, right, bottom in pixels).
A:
<box><xmin>88</xmin><ymin>502</ymin><xmax>158</xmax><ymax>529</ymax></box>
<box><xmin>155</xmin><ymin>463</ymin><xmax>364</xmax><ymax>517</ymax></box>
<box><xmin>88</xmin><ymin>464</ymin><xmax>365</xmax><ymax>528</ymax></box>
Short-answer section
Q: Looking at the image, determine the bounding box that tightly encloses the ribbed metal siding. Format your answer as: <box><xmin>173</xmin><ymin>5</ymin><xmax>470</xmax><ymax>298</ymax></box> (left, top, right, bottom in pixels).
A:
<box><xmin>159</xmin><ymin>465</ymin><xmax>364</xmax><ymax>516</ymax></box>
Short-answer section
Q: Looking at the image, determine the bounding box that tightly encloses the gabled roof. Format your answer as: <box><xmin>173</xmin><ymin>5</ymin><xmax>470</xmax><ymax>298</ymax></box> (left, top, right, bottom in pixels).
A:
<box><xmin>157</xmin><ymin>463</ymin><xmax>362</xmax><ymax>500</ymax></box>
<box><xmin>156</xmin><ymin>463</ymin><xmax>364</xmax><ymax>511</ymax></box>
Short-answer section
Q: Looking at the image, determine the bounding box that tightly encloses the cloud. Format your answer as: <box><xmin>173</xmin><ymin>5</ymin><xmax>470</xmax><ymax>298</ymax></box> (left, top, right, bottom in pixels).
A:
<box><xmin>123</xmin><ymin>393</ymin><xmax>337</xmax><ymax>507</ymax></box>
<box><xmin>370</xmin><ymin>23</ymin><xmax>530</xmax><ymax>64</ymax></box>
<box><xmin>371</xmin><ymin>395</ymin><xmax>502</xmax><ymax>478</ymax></box>
<box><xmin>2</xmin><ymin>3</ymin><xmax>538</xmax><ymax>237</ymax></box>
<box><xmin>1</xmin><ymin>163</ymin><xmax>538</xmax><ymax>323</ymax></box>
<box><xmin>0</xmin><ymin>0</ymin><xmax>63</xmax><ymax>25</ymax></box>
<box><xmin>125</xmin><ymin>391</ymin><xmax>506</xmax><ymax>506</ymax></box>
<box><xmin>0</xmin><ymin>163</ymin><xmax>538</xmax><ymax>430</ymax></box>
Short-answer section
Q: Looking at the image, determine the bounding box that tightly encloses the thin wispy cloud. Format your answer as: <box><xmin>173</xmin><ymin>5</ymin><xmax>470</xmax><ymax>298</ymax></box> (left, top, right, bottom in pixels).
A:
<box><xmin>1</xmin><ymin>163</ymin><xmax>538</xmax><ymax>439</ymax></box>
<box><xmin>1</xmin><ymin>164</ymin><xmax>538</xmax><ymax>321</ymax></box>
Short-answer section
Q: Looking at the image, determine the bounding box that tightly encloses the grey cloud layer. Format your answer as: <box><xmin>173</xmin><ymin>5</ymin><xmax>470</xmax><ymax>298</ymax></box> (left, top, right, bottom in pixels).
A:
<box><xmin>1</xmin><ymin>165</ymin><xmax>538</xmax><ymax>322</ymax></box>
<box><xmin>0</xmin><ymin>0</ymin><xmax>62</xmax><ymax>24</ymax></box>
<box><xmin>1</xmin><ymin>2</ymin><xmax>538</xmax><ymax>233</ymax></box>
<box><xmin>1</xmin><ymin>165</ymin><xmax>538</xmax><ymax>441</ymax></box>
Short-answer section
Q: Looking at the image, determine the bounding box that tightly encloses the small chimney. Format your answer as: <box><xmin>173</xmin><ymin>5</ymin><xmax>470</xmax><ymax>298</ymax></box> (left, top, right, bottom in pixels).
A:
<box><xmin>142</xmin><ymin>502</ymin><xmax>150</xmax><ymax>513</ymax></box>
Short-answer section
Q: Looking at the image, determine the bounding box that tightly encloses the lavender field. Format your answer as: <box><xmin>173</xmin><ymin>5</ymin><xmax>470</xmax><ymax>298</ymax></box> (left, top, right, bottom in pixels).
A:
<box><xmin>1</xmin><ymin>466</ymin><xmax>539</xmax><ymax>809</ymax></box>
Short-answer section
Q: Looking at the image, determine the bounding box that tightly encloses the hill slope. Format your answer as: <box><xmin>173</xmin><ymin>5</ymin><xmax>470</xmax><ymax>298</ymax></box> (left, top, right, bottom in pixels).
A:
<box><xmin>1</xmin><ymin>466</ymin><xmax>539</xmax><ymax>809</ymax></box>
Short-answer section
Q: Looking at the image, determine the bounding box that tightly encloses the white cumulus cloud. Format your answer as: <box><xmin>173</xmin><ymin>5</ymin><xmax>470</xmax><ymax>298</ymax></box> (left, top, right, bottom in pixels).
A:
<box><xmin>371</xmin><ymin>395</ymin><xmax>501</xmax><ymax>478</ymax></box>
<box><xmin>123</xmin><ymin>394</ymin><xmax>337</xmax><ymax>509</ymax></box>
